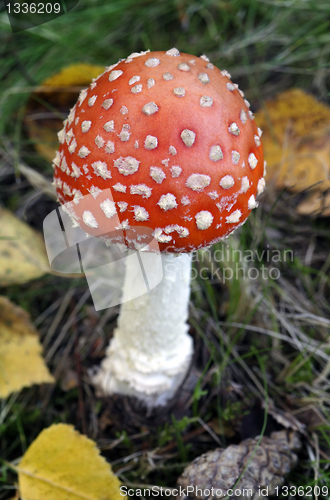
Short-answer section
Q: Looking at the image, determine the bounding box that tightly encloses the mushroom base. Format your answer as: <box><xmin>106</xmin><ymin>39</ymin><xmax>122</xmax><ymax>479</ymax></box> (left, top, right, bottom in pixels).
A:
<box><xmin>91</xmin><ymin>252</ymin><xmax>193</xmax><ymax>408</ymax></box>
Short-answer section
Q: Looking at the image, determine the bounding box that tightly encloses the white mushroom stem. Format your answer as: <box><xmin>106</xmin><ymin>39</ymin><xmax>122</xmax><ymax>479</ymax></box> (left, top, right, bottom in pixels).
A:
<box><xmin>92</xmin><ymin>252</ymin><xmax>193</xmax><ymax>408</ymax></box>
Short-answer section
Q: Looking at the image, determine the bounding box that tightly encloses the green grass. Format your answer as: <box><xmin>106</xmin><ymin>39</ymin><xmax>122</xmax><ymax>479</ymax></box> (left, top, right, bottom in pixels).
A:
<box><xmin>1</xmin><ymin>0</ymin><xmax>330</xmax><ymax>498</ymax></box>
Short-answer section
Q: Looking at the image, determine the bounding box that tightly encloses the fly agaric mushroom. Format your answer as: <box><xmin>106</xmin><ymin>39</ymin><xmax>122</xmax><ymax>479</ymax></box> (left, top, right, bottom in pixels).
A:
<box><xmin>52</xmin><ymin>49</ymin><xmax>265</xmax><ymax>407</ymax></box>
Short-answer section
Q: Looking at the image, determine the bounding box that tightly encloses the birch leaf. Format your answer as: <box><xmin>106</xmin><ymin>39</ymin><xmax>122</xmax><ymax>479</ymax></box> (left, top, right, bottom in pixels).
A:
<box><xmin>255</xmin><ymin>89</ymin><xmax>330</xmax><ymax>190</ymax></box>
<box><xmin>255</xmin><ymin>89</ymin><xmax>330</xmax><ymax>215</ymax></box>
<box><xmin>0</xmin><ymin>207</ymin><xmax>51</xmax><ymax>286</ymax></box>
<box><xmin>41</xmin><ymin>63</ymin><xmax>106</xmax><ymax>88</ymax></box>
<box><xmin>0</xmin><ymin>296</ymin><xmax>54</xmax><ymax>398</ymax></box>
<box><xmin>0</xmin><ymin>207</ymin><xmax>83</xmax><ymax>283</ymax></box>
<box><xmin>17</xmin><ymin>424</ymin><xmax>123</xmax><ymax>500</ymax></box>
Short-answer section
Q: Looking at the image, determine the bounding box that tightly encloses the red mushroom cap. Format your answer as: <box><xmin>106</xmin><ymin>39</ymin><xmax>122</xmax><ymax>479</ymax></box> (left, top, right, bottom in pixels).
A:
<box><xmin>53</xmin><ymin>49</ymin><xmax>265</xmax><ymax>252</ymax></box>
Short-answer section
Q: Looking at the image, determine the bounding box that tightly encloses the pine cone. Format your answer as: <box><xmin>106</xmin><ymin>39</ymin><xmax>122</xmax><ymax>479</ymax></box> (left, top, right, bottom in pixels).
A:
<box><xmin>177</xmin><ymin>431</ymin><xmax>301</xmax><ymax>500</ymax></box>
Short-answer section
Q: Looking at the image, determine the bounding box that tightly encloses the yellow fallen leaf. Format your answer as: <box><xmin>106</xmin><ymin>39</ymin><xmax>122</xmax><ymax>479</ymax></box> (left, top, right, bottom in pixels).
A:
<box><xmin>255</xmin><ymin>89</ymin><xmax>330</xmax><ymax>216</ymax></box>
<box><xmin>274</xmin><ymin>125</ymin><xmax>330</xmax><ymax>193</ymax></box>
<box><xmin>0</xmin><ymin>296</ymin><xmax>54</xmax><ymax>398</ymax></box>
<box><xmin>255</xmin><ymin>89</ymin><xmax>330</xmax><ymax>190</ymax></box>
<box><xmin>257</xmin><ymin>88</ymin><xmax>330</xmax><ymax>140</ymax></box>
<box><xmin>25</xmin><ymin>63</ymin><xmax>105</xmax><ymax>163</ymax></box>
<box><xmin>0</xmin><ymin>207</ymin><xmax>83</xmax><ymax>284</ymax></box>
<box><xmin>17</xmin><ymin>423</ymin><xmax>123</xmax><ymax>500</ymax></box>
<box><xmin>0</xmin><ymin>207</ymin><xmax>51</xmax><ymax>286</ymax></box>
<box><xmin>41</xmin><ymin>63</ymin><xmax>106</xmax><ymax>88</ymax></box>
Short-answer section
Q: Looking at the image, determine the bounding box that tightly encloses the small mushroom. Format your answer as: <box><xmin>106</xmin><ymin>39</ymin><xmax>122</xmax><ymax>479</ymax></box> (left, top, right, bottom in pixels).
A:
<box><xmin>53</xmin><ymin>49</ymin><xmax>265</xmax><ymax>407</ymax></box>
